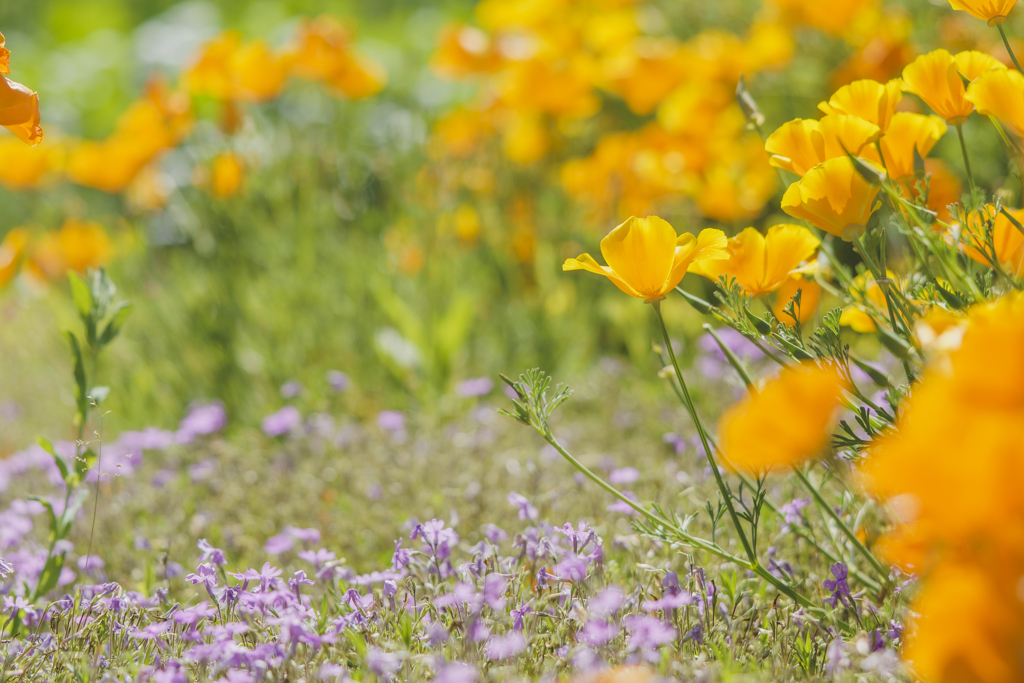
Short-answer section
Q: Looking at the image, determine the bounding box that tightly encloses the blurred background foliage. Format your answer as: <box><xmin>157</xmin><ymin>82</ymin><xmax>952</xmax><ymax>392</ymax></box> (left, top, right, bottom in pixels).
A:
<box><xmin>0</xmin><ymin>0</ymin><xmax>1017</xmax><ymax>449</ymax></box>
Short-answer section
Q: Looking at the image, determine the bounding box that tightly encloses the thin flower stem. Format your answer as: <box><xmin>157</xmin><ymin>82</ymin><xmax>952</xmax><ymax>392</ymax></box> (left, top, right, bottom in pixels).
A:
<box><xmin>541</xmin><ymin>432</ymin><xmax>739</xmax><ymax>562</ymax></box>
<box><xmin>955</xmin><ymin>124</ymin><xmax>976</xmax><ymax>192</ymax></box>
<box><xmin>652</xmin><ymin>301</ymin><xmax>757</xmax><ymax>565</ymax></box>
<box><xmin>998</xmin><ymin>23</ymin><xmax>1024</xmax><ymax>74</ymax></box>
<box><xmin>793</xmin><ymin>468</ymin><xmax>892</xmax><ymax>588</ymax></box>
<box><xmin>703</xmin><ymin>324</ymin><xmax>756</xmax><ymax>389</ymax></box>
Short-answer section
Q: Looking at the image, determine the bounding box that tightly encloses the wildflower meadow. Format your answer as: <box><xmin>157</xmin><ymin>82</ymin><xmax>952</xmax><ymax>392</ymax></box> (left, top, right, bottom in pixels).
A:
<box><xmin>1</xmin><ymin>0</ymin><xmax>1023</xmax><ymax>681</ymax></box>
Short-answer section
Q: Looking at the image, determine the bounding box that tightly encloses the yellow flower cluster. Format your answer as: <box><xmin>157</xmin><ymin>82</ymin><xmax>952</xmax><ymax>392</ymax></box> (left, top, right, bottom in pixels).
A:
<box><xmin>0</xmin><ymin>219</ymin><xmax>113</xmax><ymax>288</ymax></box>
<box><xmin>860</xmin><ymin>294</ymin><xmax>1024</xmax><ymax>683</ymax></box>
<box><xmin>0</xmin><ymin>16</ymin><xmax>385</xmax><ymax>200</ymax></box>
<box><xmin>430</xmin><ymin>0</ymin><xmax>794</xmax><ymax>222</ymax></box>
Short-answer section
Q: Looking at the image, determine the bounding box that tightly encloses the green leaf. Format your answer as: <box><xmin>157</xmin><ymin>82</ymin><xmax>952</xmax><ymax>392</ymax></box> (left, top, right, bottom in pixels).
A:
<box><xmin>36</xmin><ymin>436</ymin><xmax>70</xmax><ymax>484</ymax></box>
<box><xmin>64</xmin><ymin>331</ymin><xmax>88</xmax><ymax>424</ymax></box>
<box><xmin>98</xmin><ymin>301</ymin><xmax>132</xmax><ymax>348</ymax></box>
<box><xmin>27</xmin><ymin>495</ymin><xmax>59</xmax><ymax>540</ymax></box>
<box><xmin>34</xmin><ymin>552</ymin><xmax>65</xmax><ymax>598</ymax></box>
<box><xmin>68</xmin><ymin>272</ymin><xmax>93</xmax><ymax>319</ymax></box>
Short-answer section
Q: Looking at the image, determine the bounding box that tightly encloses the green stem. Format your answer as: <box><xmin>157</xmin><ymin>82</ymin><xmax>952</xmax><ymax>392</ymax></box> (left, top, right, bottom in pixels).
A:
<box><xmin>542</xmin><ymin>433</ymin><xmax>741</xmax><ymax>562</ymax></box>
<box><xmin>652</xmin><ymin>301</ymin><xmax>756</xmax><ymax>564</ymax></box>
<box><xmin>955</xmin><ymin>124</ymin><xmax>976</xmax><ymax>192</ymax></box>
<box><xmin>998</xmin><ymin>23</ymin><xmax>1024</xmax><ymax>74</ymax></box>
<box><xmin>794</xmin><ymin>468</ymin><xmax>892</xmax><ymax>587</ymax></box>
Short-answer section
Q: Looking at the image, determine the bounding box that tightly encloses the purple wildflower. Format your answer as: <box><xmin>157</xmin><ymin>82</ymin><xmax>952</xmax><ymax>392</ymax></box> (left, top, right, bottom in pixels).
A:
<box><xmin>197</xmin><ymin>539</ymin><xmax>226</xmax><ymax>566</ymax></box>
<box><xmin>176</xmin><ymin>401</ymin><xmax>227</xmax><ymax>443</ymax></box>
<box><xmin>823</xmin><ymin>562</ymin><xmax>853</xmax><ymax>608</ymax></box>
<box><xmin>484</xmin><ymin>524</ymin><xmax>507</xmax><ymax>544</ymax></box>
<box><xmin>484</xmin><ymin>631</ymin><xmax>526</xmax><ymax>660</ymax></box>
<box><xmin>578</xmin><ymin>619</ymin><xmax>619</xmax><ymax>646</ymax></box>
<box><xmin>264</xmin><ymin>534</ymin><xmax>294</xmax><ymax>555</ymax></box>
<box><xmin>607</xmin><ymin>491</ymin><xmax>639</xmax><ymax>515</ymax></box>
<box><xmin>326</xmin><ymin>370</ymin><xmax>349</xmax><ymax>392</ymax></box>
<box><xmin>280</xmin><ymin>379</ymin><xmax>304</xmax><ymax>399</ymax></box>
<box><xmin>483</xmin><ymin>573</ymin><xmax>507</xmax><ymax>610</ymax></box>
<box><xmin>185</xmin><ymin>563</ymin><xmax>218</xmax><ymax>592</ymax></box>
<box><xmin>366</xmin><ymin>647</ymin><xmax>400</xmax><ymax>681</ymax></box>
<box><xmin>434</xmin><ymin>662</ymin><xmax>478</xmax><ymax>683</ymax></box>
<box><xmin>510</xmin><ymin>600</ymin><xmax>532</xmax><ymax>631</ymax></box>
<box><xmin>456</xmin><ymin>377</ymin><xmax>494</xmax><ymax>398</ymax></box>
<box><xmin>779</xmin><ymin>497</ymin><xmax>810</xmax><ymax>531</ymax></box>
<box><xmin>609</xmin><ymin>467</ymin><xmax>639</xmax><ymax>484</ymax></box>
<box><xmin>589</xmin><ymin>585</ymin><xmax>625</xmax><ymax>618</ymax></box>
<box><xmin>377</xmin><ymin>411</ymin><xmax>405</xmax><ymax>432</ymax></box>
<box><xmin>662</xmin><ymin>432</ymin><xmax>687</xmax><ymax>454</ymax></box>
<box><xmin>507</xmin><ymin>492</ymin><xmax>538</xmax><ymax>521</ymax></box>
<box><xmin>262</xmin><ymin>406</ymin><xmax>302</xmax><ymax>437</ymax></box>
<box><xmin>623</xmin><ymin>615</ymin><xmax>677</xmax><ymax>660</ymax></box>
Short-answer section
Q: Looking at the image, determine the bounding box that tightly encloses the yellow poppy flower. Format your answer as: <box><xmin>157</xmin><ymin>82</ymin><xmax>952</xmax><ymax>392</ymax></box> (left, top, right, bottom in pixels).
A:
<box><xmin>562</xmin><ymin>216</ymin><xmax>727</xmax><ymax>301</ymax></box>
<box><xmin>719</xmin><ymin>362</ymin><xmax>848</xmax><ymax>474</ymax></box>
<box><xmin>772</xmin><ymin>275</ymin><xmax>821</xmax><ymax>324</ymax></box>
<box><xmin>210</xmin><ymin>152</ymin><xmax>245</xmax><ymax>198</ymax></box>
<box><xmin>961</xmin><ymin>206</ymin><xmax>1024</xmax><ymax>276</ymax></box>
<box><xmin>781</xmin><ymin>156</ymin><xmax>882</xmax><ymax>240</ymax></box>
<box><xmin>288</xmin><ymin>16</ymin><xmax>386</xmax><ymax>99</ymax></box>
<box><xmin>859</xmin><ymin>295</ymin><xmax>1024</xmax><ymax>683</ymax></box>
<box><xmin>67</xmin><ymin>92</ymin><xmax>189</xmax><ymax>194</ymax></box>
<box><xmin>690</xmin><ymin>224</ymin><xmax>820</xmax><ymax>296</ymax></box>
<box><xmin>965</xmin><ymin>67</ymin><xmax>1024</xmax><ymax>138</ymax></box>
<box><xmin>0</xmin><ymin>227</ymin><xmax>29</xmax><ymax>288</ymax></box>
<box><xmin>818</xmin><ymin>79</ymin><xmax>903</xmax><ymax>133</ymax></box>
<box><xmin>28</xmin><ymin>219</ymin><xmax>114</xmax><ymax>281</ymax></box>
<box><xmin>902</xmin><ymin>49</ymin><xmax>1006</xmax><ymax>124</ymax></box>
<box><xmin>839</xmin><ymin>270</ymin><xmax>898</xmax><ymax>332</ymax></box>
<box><xmin>0</xmin><ymin>74</ymin><xmax>42</xmax><ymax>146</ymax></box>
<box><xmin>430</xmin><ymin>24</ymin><xmax>503</xmax><ymax>79</ymax></box>
<box><xmin>765</xmin><ymin>115</ymin><xmax>880</xmax><ymax>177</ymax></box>
<box><xmin>861</xmin><ymin>112</ymin><xmax>947</xmax><ymax>181</ymax></box>
<box><xmin>0</xmin><ymin>137</ymin><xmax>62</xmax><ymax>190</ymax></box>
<box><xmin>0</xmin><ymin>30</ymin><xmax>9</xmax><ymax>75</ymax></box>
<box><xmin>947</xmin><ymin>0</ymin><xmax>1018</xmax><ymax>24</ymax></box>
<box><xmin>183</xmin><ymin>31</ymin><xmax>291</xmax><ymax>104</ymax></box>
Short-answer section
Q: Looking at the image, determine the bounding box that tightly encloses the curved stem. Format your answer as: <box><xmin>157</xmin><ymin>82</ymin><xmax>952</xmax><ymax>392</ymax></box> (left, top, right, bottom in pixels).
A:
<box><xmin>652</xmin><ymin>301</ymin><xmax>756</xmax><ymax>565</ymax></box>
<box><xmin>955</xmin><ymin>124</ymin><xmax>976</xmax><ymax>192</ymax></box>
<box><xmin>998</xmin><ymin>23</ymin><xmax>1024</xmax><ymax>74</ymax></box>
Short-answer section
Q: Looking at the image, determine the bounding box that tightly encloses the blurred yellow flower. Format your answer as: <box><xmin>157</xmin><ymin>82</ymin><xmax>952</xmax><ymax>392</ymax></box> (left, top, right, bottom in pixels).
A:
<box><xmin>839</xmin><ymin>271</ymin><xmax>895</xmax><ymax>332</ymax></box>
<box><xmin>765</xmin><ymin>115</ymin><xmax>880</xmax><ymax>176</ymax></box>
<box><xmin>772</xmin><ymin>275</ymin><xmax>821</xmax><ymax>324</ymax></box>
<box><xmin>781</xmin><ymin>156</ymin><xmax>881</xmax><ymax>240</ymax></box>
<box><xmin>0</xmin><ymin>227</ymin><xmax>29</xmax><ymax>287</ymax></box>
<box><xmin>947</xmin><ymin>0</ymin><xmax>1018</xmax><ymax>24</ymax></box>
<box><xmin>719</xmin><ymin>362</ymin><xmax>847</xmax><ymax>474</ymax></box>
<box><xmin>28</xmin><ymin>219</ymin><xmax>113</xmax><ymax>281</ymax></box>
<box><xmin>502</xmin><ymin>113</ymin><xmax>550</xmax><ymax>164</ymax></box>
<box><xmin>430</xmin><ymin>107</ymin><xmax>494</xmax><ymax>158</ymax></box>
<box><xmin>690</xmin><ymin>224</ymin><xmax>820</xmax><ymax>296</ymax></box>
<box><xmin>0</xmin><ymin>31</ymin><xmax>8</xmax><ymax>76</ymax></box>
<box><xmin>563</xmin><ymin>216</ymin><xmax>727</xmax><ymax>301</ymax></box>
<box><xmin>184</xmin><ymin>31</ymin><xmax>291</xmax><ymax>104</ymax></box>
<box><xmin>210</xmin><ymin>152</ymin><xmax>245</xmax><ymax>198</ymax></box>
<box><xmin>768</xmin><ymin>0</ymin><xmax>878</xmax><ymax>38</ymax></box>
<box><xmin>431</xmin><ymin>24</ymin><xmax>503</xmax><ymax>78</ymax></box>
<box><xmin>818</xmin><ymin>79</ymin><xmax>903</xmax><ymax>133</ymax></box>
<box><xmin>454</xmin><ymin>203</ymin><xmax>482</xmax><ymax>244</ymax></box>
<box><xmin>965</xmin><ymin>66</ymin><xmax>1024</xmax><ymax>137</ymax></box>
<box><xmin>0</xmin><ymin>73</ymin><xmax>42</xmax><ymax>146</ymax></box>
<box><xmin>901</xmin><ymin>49</ymin><xmax>1005</xmax><ymax>124</ymax></box>
<box><xmin>961</xmin><ymin>205</ymin><xmax>1024</xmax><ymax>276</ymax></box>
<box><xmin>860</xmin><ymin>294</ymin><xmax>1024</xmax><ymax>683</ymax></box>
<box><xmin>289</xmin><ymin>16</ymin><xmax>387</xmax><ymax>99</ymax></box>
<box><xmin>66</xmin><ymin>79</ymin><xmax>191</xmax><ymax>194</ymax></box>
<box><xmin>0</xmin><ymin>137</ymin><xmax>62</xmax><ymax>190</ymax></box>
<box><xmin>862</xmin><ymin>112</ymin><xmax>947</xmax><ymax>180</ymax></box>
